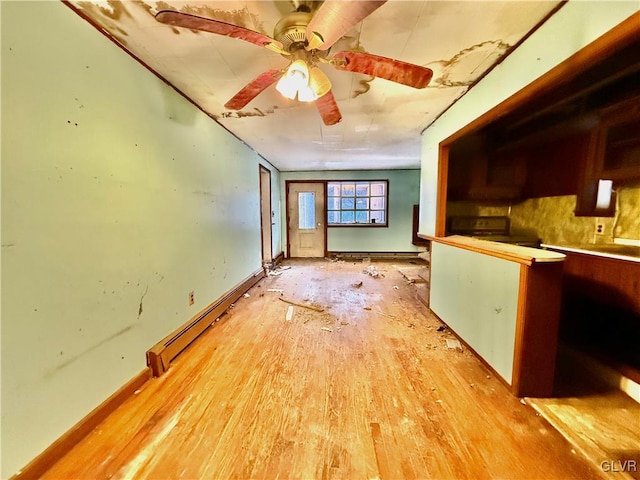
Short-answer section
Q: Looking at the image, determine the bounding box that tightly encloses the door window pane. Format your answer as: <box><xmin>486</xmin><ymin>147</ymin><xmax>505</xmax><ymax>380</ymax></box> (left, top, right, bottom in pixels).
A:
<box><xmin>298</xmin><ymin>192</ymin><xmax>315</xmax><ymax>229</ymax></box>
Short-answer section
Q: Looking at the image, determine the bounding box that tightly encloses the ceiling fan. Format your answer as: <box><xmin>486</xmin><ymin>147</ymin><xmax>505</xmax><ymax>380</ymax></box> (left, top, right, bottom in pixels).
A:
<box><xmin>155</xmin><ymin>1</ymin><xmax>433</xmax><ymax>126</ymax></box>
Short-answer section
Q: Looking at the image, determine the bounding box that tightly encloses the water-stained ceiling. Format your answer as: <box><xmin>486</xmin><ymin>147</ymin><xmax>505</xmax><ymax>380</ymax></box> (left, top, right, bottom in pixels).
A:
<box><xmin>65</xmin><ymin>0</ymin><xmax>563</xmax><ymax>171</ymax></box>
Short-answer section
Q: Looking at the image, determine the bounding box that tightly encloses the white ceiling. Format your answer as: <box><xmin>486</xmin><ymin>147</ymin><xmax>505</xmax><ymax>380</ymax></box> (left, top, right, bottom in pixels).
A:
<box><xmin>66</xmin><ymin>0</ymin><xmax>562</xmax><ymax>171</ymax></box>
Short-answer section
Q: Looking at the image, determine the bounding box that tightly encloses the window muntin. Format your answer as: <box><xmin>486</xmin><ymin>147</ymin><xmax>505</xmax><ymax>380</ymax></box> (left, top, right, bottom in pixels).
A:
<box><xmin>327</xmin><ymin>180</ymin><xmax>388</xmax><ymax>226</ymax></box>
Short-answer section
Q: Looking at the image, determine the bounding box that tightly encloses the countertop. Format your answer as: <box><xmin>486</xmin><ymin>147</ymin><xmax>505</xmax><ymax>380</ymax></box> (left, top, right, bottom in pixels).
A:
<box><xmin>425</xmin><ymin>235</ymin><xmax>565</xmax><ymax>266</ymax></box>
<box><xmin>542</xmin><ymin>243</ymin><xmax>640</xmax><ymax>263</ymax></box>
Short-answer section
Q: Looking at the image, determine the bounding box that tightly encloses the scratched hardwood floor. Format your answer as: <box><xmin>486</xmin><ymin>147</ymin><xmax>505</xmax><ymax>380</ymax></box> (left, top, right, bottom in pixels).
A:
<box><xmin>43</xmin><ymin>259</ymin><xmax>602</xmax><ymax>479</ymax></box>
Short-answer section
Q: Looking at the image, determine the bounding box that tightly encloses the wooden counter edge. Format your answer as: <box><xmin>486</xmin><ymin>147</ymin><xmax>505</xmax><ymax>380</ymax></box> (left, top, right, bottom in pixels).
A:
<box><xmin>419</xmin><ymin>234</ymin><xmax>565</xmax><ymax>266</ymax></box>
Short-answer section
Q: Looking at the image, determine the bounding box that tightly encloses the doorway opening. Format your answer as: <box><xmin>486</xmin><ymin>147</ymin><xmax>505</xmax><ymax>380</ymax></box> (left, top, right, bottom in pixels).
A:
<box><xmin>259</xmin><ymin>165</ymin><xmax>273</xmax><ymax>267</ymax></box>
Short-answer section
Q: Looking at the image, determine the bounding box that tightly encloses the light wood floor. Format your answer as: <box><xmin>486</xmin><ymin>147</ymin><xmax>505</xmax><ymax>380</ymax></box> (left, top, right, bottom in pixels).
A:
<box><xmin>528</xmin><ymin>349</ymin><xmax>640</xmax><ymax>480</ymax></box>
<box><xmin>44</xmin><ymin>259</ymin><xmax>602</xmax><ymax>479</ymax></box>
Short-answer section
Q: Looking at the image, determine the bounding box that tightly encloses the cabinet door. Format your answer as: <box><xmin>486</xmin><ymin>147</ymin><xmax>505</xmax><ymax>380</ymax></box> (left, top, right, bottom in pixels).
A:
<box><xmin>601</xmin><ymin>115</ymin><xmax>640</xmax><ymax>179</ymax></box>
<box><xmin>597</xmin><ymin>96</ymin><xmax>640</xmax><ymax>181</ymax></box>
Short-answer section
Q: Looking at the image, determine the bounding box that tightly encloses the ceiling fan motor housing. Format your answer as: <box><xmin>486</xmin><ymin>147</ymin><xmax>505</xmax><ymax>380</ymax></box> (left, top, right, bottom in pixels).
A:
<box><xmin>273</xmin><ymin>11</ymin><xmax>313</xmax><ymax>53</ymax></box>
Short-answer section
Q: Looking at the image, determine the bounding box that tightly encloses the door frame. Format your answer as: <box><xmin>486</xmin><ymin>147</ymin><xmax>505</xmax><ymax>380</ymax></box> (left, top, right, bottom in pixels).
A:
<box><xmin>259</xmin><ymin>165</ymin><xmax>273</xmax><ymax>266</ymax></box>
<box><xmin>285</xmin><ymin>180</ymin><xmax>328</xmax><ymax>258</ymax></box>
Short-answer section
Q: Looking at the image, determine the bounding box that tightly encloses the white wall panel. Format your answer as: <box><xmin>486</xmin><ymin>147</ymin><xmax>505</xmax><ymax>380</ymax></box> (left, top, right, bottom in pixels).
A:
<box><xmin>430</xmin><ymin>243</ymin><xmax>520</xmax><ymax>383</ymax></box>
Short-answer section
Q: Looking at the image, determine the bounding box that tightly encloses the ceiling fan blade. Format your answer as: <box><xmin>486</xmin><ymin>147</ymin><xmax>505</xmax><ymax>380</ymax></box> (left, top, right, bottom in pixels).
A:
<box><xmin>225</xmin><ymin>69</ymin><xmax>283</xmax><ymax>110</ymax></box>
<box><xmin>155</xmin><ymin>10</ymin><xmax>286</xmax><ymax>54</ymax></box>
<box><xmin>306</xmin><ymin>1</ymin><xmax>387</xmax><ymax>50</ymax></box>
<box><xmin>331</xmin><ymin>52</ymin><xmax>433</xmax><ymax>89</ymax></box>
<box><xmin>315</xmin><ymin>91</ymin><xmax>342</xmax><ymax>126</ymax></box>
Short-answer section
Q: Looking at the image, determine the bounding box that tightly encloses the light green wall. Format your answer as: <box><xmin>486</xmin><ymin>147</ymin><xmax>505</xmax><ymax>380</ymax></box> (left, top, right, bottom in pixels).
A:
<box><xmin>0</xmin><ymin>2</ymin><xmax>279</xmax><ymax>476</ymax></box>
<box><xmin>281</xmin><ymin>170</ymin><xmax>421</xmax><ymax>253</ymax></box>
<box><xmin>419</xmin><ymin>2</ymin><xmax>640</xmax><ymax>236</ymax></box>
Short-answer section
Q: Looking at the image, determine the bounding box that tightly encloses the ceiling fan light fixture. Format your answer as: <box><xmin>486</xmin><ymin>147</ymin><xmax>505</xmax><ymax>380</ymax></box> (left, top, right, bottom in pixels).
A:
<box><xmin>309</xmin><ymin>66</ymin><xmax>332</xmax><ymax>98</ymax></box>
<box><xmin>276</xmin><ymin>59</ymin><xmax>318</xmax><ymax>102</ymax></box>
<box><xmin>275</xmin><ymin>75</ymin><xmax>297</xmax><ymax>100</ymax></box>
<box><xmin>297</xmin><ymin>85</ymin><xmax>318</xmax><ymax>102</ymax></box>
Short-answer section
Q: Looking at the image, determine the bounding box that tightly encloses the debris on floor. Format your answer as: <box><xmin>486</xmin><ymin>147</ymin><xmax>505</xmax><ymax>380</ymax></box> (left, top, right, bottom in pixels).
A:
<box><xmin>395</xmin><ymin>265</ymin><xmax>428</xmax><ymax>284</ymax></box>
<box><xmin>363</xmin><ymin>306</ymin><xmax>372</xmax><ymax>311</ymax></box>
<box><xmin>352</xmin><ymin>281</ymin><xmax>363</xmax><ymax>288</ymax></box>
<box><xmin>393</xmin><ymin>285</ymin><xmax>399</xmax><ymax>290</ymax></box>
<box><xmin>377</xmin><ymin>309</ymin><xmax>395</xmax><ymax>319</ymax></box>
<box><xmin>321</xmin><ymin>327</ymin><xmax>333</xmax><ymax>332</ymax></box>
<box><xmin>278</xmin><ymin>296</ymin><xmax>325</xmax><ymax>312</ymax></box>
<box><xmin>267</xmin><ymin>288</ymin><xmax>284</xmax><ymax>293</ymax></box>
<box><xmin>285</xmin><ymin>306</ymin><xmax>294</xmax><ymax>321</ymax></box>
<box><xmin>436</xmin><ymin>325</ymin><xmax>447</xmax><ymax>332</ymax></box>
<box><xmin>363</xmin><ymin>265</ymin><xmax>383</xmax><ymax>278</ymax></box>
<box><xmin>243</xmin><ymin>293</ymin><xmax>250</xmax><ymax>298</ymax></box>
<box><xmin>267</xmin><ymin>265</ymin><xmax>292</xmax><ymax>276</ymax></box>
<box><xmin>446</xmin><ymin>339</ymin><xmax>463</xmax><ymax>350</ymax></box>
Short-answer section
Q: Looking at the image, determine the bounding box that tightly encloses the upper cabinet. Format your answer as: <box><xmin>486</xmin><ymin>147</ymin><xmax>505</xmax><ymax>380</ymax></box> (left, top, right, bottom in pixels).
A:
<box><xmin>594</xmin><ymin>96</ymin><xmax>640</xmax><ymax>182</ymax></box>
<box><xmin>575</xmin><ymin>95</ymin><xmax>640</xmax><ymax>216</ymax></box>
<box><xmin>447</xmin><ymin>135</ymin><xmax>526</xmax><ymax>202</ymax></box>
<box><xmin>447</xmin><ymin>77</ymin><xmax>640</xmax><ymax>211</ymax></box>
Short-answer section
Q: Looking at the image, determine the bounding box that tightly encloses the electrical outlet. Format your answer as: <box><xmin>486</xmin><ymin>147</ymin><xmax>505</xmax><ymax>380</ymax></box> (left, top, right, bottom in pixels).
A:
<box><xmin>188</xmin><ymin>291</ymin><xmax>195</xmax><ymax>306</ymax></box>
<box><xmin>595</xmin><ymin>223</ymin><xmax>605</xmax><ymax>235</ymax></box>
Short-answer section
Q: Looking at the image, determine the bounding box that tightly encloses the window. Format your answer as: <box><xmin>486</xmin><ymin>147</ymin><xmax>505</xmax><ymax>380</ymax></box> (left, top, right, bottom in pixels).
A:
<box><xmin>298</xmin><ymin>192</ymin><xmax>316</xmax><ymax>229</ymax></box>
<box><xmin>327</xmin><ymin>181</ymin><xmax>388</xmax><ymax>226</ymax></box>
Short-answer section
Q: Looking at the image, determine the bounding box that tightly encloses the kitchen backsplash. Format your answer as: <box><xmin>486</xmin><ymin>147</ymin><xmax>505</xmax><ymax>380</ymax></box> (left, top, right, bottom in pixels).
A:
<box><xmin>446</xmin><ymin>202</ymin><xmax>509</xmax><ymax>218</ymax></box>
<box><xmin>447</xmin><ymin>185</ymin><xmax>639</xmax><ymax>245</ymax></box>
<box><xmin>616</xmin><ymin>185</ymin><xmax>640</xmax><ymax>240</ymax></box>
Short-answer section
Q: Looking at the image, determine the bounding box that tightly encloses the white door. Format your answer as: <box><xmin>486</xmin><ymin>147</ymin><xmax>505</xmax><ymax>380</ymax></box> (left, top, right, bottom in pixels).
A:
<box><xmin>287</xmin><ymin>182</ymin><xmax>325</xmax><ymax>257</ymax></box>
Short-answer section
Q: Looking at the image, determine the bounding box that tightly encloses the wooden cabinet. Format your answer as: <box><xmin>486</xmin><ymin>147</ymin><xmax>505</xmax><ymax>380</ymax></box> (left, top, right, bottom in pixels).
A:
<box><xmin>547</xmin><ymin>247</ymin><xmax>640</xmax><ymax>375</ymax></box>
<box><xmin>448</xmin><ymin>136</ymin><xmax>525</xmax><ymax>202</ymax></box>
<box><xmin>594</xmin><ymin>96</ymin><xmax>640</xmax><ymax>182</ymax></box>
<box><xmin>447</xmin><ymin>96</ymin><xmax>639</xmax><ymax>209</ymax></box>
<box><xmin>575</xmin><ymin>96</ymin><xmax>640</xmax><ymax>216</ymax></box>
